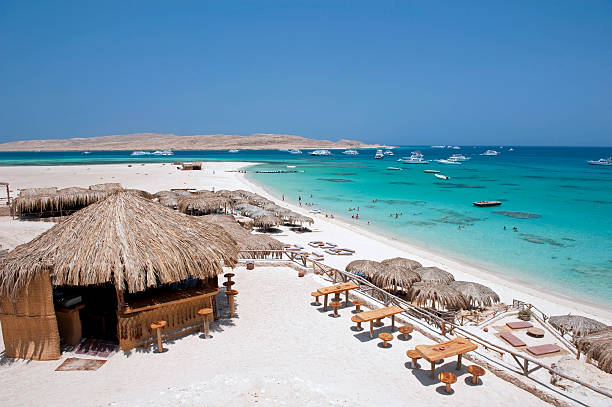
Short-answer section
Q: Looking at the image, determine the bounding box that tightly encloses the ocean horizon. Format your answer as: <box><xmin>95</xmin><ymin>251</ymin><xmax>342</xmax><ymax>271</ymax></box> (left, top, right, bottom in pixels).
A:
<box><xmin>1</xmin><ymin>146</ymin><xmax>611</xmax><ymax>307</ymax></box>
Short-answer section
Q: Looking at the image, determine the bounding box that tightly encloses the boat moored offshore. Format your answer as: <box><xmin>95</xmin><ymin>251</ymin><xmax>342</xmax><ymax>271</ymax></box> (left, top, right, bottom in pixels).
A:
<box><xmin>342</xmin><ymin>149</ymin><xmax>359</xmax><ymax>155</ymax></box>
<box><xmin>473</xmin><ymin>201</ymin><xmax>502</xmax><ymax>207</ymax></box>
<box><xmin>375</xmin><ymin>150</ymin><xmax>384</xmax><ymax>159</ymax></box>
<box><xmin>480</xmin><ymin>150</ymin><xmax>500</xmax><ymax>156</ymax></box>
<box><xmin>587</xmin><ymin>157</ymin><xmax>612</xmax><ymax>166</ymax></box>
<box><xmin>310</xmin><ymin>149</ymin><xmax>331</xmax><ymax>156</ymax></box>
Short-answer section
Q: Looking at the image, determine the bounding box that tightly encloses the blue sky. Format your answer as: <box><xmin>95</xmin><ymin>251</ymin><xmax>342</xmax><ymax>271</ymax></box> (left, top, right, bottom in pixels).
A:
<box><xmin>1</xmin><ymin>1</ymin><xmax>611</xmax><ymax>146</ymax></box>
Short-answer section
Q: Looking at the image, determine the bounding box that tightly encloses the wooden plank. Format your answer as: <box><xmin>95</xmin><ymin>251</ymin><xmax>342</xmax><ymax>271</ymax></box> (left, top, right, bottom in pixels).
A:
<box><xmin>415</xmin><ymin>337</ymin><xmax>478</xmax><ymax>362</ymax></box>
<box><xmin>122</xmin><ymin>289</ymin><xmax>219</xmax><ymax>314</ymax></box>
<box><xmin>355</xmin><ymin>306</ymin><xmax>404</xmax><ymax>322</ymax></box>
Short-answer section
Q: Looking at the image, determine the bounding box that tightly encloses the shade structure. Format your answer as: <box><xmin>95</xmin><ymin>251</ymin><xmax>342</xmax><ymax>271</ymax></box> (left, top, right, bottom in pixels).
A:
<box><xmin>575</xmin><ymin>326</ymin><xmax>612</xmax><ymax>373</ymax></box>
<box><xmin>177</xmin><ymin>194</ymin><xmax>231</xmax><ymax>215</ymax></box>
<box><xmin>345</xmin><ymin>260</ymin><xmax>384</xmax><ymax>279</ymax></box>
<box><xmin>549</xmin><ymin>314</ymin><xmax>607</xmax><ymax>338</ymax></box>
<box><xmin>13</xmin><ymin>186</ymin><xmax>114</xmax><ymax>217</ymax></box>
<box><xmin>253</xmin><ymin>215</ymin><xmax>281</xmax><ymax>228</ymax></box>
<box><xmin>88</xmin><ymin>182</ymin><xmax>123</xmax><ymax>192</ymax></box>
<box><xmin>414</xmin><ymin>266</ymin><xmax>455</xmax><ymax>284</ymax></box>
<box><xmin>0</xmin><ymin>191</ymin><xmax>238</xmax><ymax>299</ymax></box>
<box><xmin>155</xmin><ymin>189</ymin><xmax>190</xmax><ymax>208</ymax></box>
<box><xmin>410</xmin><ymin>282</ymin><xmax>468</xmax><ymax>310</ymax></box>
<box><xmin>380</xmin><ymin>257</ymin><xmax>422</xmax><ymax>271</ymax></box>
<box><xmin>373</xmin><ymin>263</ymin><xmax>420</xmax><ymax>292</ymax></box>
<box><xmin>449</xmin><ymin>281</ymin><xmax>500</xmax><ymax>307</ymax></box>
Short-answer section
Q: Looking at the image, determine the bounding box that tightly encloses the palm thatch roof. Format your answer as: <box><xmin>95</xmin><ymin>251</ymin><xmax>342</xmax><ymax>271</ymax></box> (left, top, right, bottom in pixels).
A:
<box><xmin>89</xmin><ymin>183</ymin><xmax>123</xmax><ymax>192</ymax></box>
<box><xmin>380</xmin><ymin>257</ymin><xmax>422</xmax><ymax>271</ymax></box>
<box><xmin>253</xmin><ymin>215</ymin><xmax>281</xmax><ymax>228</ymax></box>
<box><xmin>373</xmin><ymin>262</ymin><xmax>420</xmax><ymax>292</ymax></box>
<box><xmin>0</xmin><ymin>191</ymin><xmax>238</xmax><ymax>299</ymax></box>
<box><xmin>155</xmin><ymin>190</ymin><xmax>190</xmax><ymax>208</ymax></box>
<box><xmin>575</xmin><ymin>327</ymin><xmax>612</xmax><ymax>373</ymax></box>
<box><xmin>345</xmin><ymin>260</ymin><xmax>384</xmax><ymax>278</ymax></box>
<box><xmin>410</xmin><ymin>282</ymin><xmax>468</xmax><ymax>310</ymax></box>
<box><xmin>549</xmin><ymin>314</ymin><xmax>608</xmax><ymax>338</ymax></box>
<box><xmin>449</xmin><ymin>281</ymin><xmax>500</xmax><ymax>307</ymax></box>
<box><xmin>414</xmin><ymin>266</ymin><xmax>455</xmax><ymax>284</ymax></box>
<box><xmin>12</xmin><ymin>186</ymin><xmax>114</xmax><ymax>216</ymax></box>
<box><xmin>177</xmin><ymin>194</ymin><xmax>231</xmax><ymax>214</ymax></box>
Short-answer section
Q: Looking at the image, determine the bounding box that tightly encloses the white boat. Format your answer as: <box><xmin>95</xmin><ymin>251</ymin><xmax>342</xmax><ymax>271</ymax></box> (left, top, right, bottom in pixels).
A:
<box><xmin>342</xmin><ymin>149</ymin><xmax>359</xmax><ymax>155</ymax></box>
<box><xmin>288</xmin><ymin>149</ymin><xmax>302</xmax><ymax>154</ymax></box>
<box><xmin>432</xmin><ymin>145</ymin><xmax>445</xmax><ymax>149</ymax></box>
<box><xmin>310</xmin><ymin>149</ymin><xmax>331</xmax><ymax>156</ymax></box>
<box><xmin>386</xmin><ymin>167</ymin><xmax>402</xmax><ymax>170</ymax></box>
<box><xmin>480</xmin><ymin>150</ymin><xmax>500</xmax><ymax>156</ymax></box>
<box><xmin>83</xmin><ymin>151</ymin><xmax>91</xmax><ymax>155</ymax></box>
<box><xmin>587</xmin><ymin>157</ymin><xmax>612</xmax><ymax>166</ymax></box>
<box><xmin>424</xmin><ymin>169</ymin><xmax>440</xmax><ymax>173</ymax></box>
<box><xmin>286</xmin><ymin>165</ymin><xmax>296</xmax><ymax>168</ymax></box>
<box><xmin>434</xmin><ymin>173</ymin><xmax>450</xmax><ymax>180</ymax></box>
<box><xmin>436</xmin><ymin>159</ymin><xmax>462</xmax><ymax>165</ymax></box>
<box><xmin>452</xmin><ymin>146</ymin><xmax>461</xmax><ymax>149</ymax></box>
<box><xmin>375</xmin><ymin>149</ymin><xmax>384</xmax><ymax>159</ymax></box>
<box><xmin>228</xmin><ymin>149</ymin><xmax>239</xmax><ymax>153</ymax></box>
<box><xmin>508</xmin><ymin>148</ymin><xmax>514</xmax><ymax>152</ymax></box>
<box><xmin>131</xmin><ymin>151</ymin><xmax>149</xmax><ymax>156</ymax></box>
<box><xmin>151</xmin><ymin>150</ymin><xmax>174</xmax><ymax>156</ymax></box>
<box><xmin>400</xmin><ymin>151</ymin><xmax>429</xmax><ymax>164</ymax></box>
<box><xmin>449</xmin><ymin>154</ymin><xmax>470</xmax><ymax>161</ymax></box>
<box><xmin>383</xmin><ymin>150</ymin><xmax>394</xmax><ymax>156</ymax></box>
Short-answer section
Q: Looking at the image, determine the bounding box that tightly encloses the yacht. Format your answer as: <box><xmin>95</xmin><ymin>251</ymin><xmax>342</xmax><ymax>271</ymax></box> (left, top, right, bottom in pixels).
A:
<box><xmin>310</xmin><ymin>149</ymin><xmax>331</xmax><ymax>156</ymax></box>
<box><xmin>449</xmin><ymin>154</ymin><xmax>470</xmax><ymax>161</ymax></box>
<box><xmin>82</xmin><ymin>151</ymin><xmax>91</xmax><ymax>155</ymax></box>
<box><xmin>508</xmin><ymin>148</ymin><xmax>515</xmax><ymax>152</ymax></box>
<box><xmin>288</xmin><ymin>149</ymin><xmax>302</xmax><ymax>154</ymax></box>
<box><xmin>152</xmin><ymin>150</ymin><xmax>174</xmax><ymax>156</ymax></box>
<box><xmin>400</xmin><ymin>151</ymin><xmax>429</xmax><ymax>164</ymax></box>
<box><xmin>383</xmin><ymin>150</ymin><xmax>394</xmax><ymax>156</ymax></box>
<box><xmin>587</xmin><ymin>157</ymin><xmax>612</xmax><ymax>166</ymax></box>
<box><xmin>432</xmin><ymin>145</ymin><xmax>445</xmax><ymax>149</ymax></box>
<box><xmin>480</xmin><ymin>150</ymin><xmax>500</xmax><ymax>156</ymax></box>
<box><xmin>342</xmin><ymin>149</ymin><xmax>359</xmax><ymax>155</ymax></box>
<box><xmin>131</xmin><ymin>151</ymin><xmax>149</xmax><ymax>156</ymax></box>
<box><xmin>451</xmin><ymin>146</ymin><xmax>461</xmax><ymax>150</ymax></box>
<box><xmin>375</xmin><ymin>149</ymin><xmax>384</xmax><ymax>159</ymax></box>
<box><xmin>436</xmin><ymin>159</ymin><xmax>462</xmax><ymax>165</ymax></box>
<box><xmin>228</xmin><ymin>149</ymin><xmax>239</xmax><ymax>153</ymax></box>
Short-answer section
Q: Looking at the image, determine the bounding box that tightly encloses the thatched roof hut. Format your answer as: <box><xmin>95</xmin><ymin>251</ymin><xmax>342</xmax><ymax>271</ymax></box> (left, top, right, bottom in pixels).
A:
<box><xmin>549</xmin><ymin>314</ymin><xmax>607</xmax><ymax>338</ymax></box>
<box><xmin>575</xmin><ymin>327</ymin><xmax>612</xmax><ymax>373</ymax></box>
<box><xmin>12</xmin><ymin>186</ymin><xmax>110</xmax><ymax>217</ymax></box>
<box><xmin>155</xmin><ymin>190</ymin><xmax>190</xmax><ymax>208</ymax></box>
<box><xmin>253</xmin><ymin>215</ymin><xmax>281</xmax><ymax>228</ymax></box>
<box><xmin>88</xmin><ymin>182</ymin><xmax>123</xmax><ymax>192</ymax></box>
<box><xmin>177</xmin><ymin>194</ymin><xmax>231</xmax><ymax>215</ymax></box>
<box><xmin>449</xmin><ymin>281</ymin><xmax>500</xmax><ymax>308</ymax></box>
<box><xmin>373</xmin><ymin>261</ymin><xmax>420</xmax><ymax>292</ymax></box>
<box><xmin>380</xmin><ymin>257</ymin><xmax>422</xmax><ymax>271</ymax></box>
<box><xmin>414</xmin><ymin>266</ymin><xmax>455</xmax><ymax>284</ymax></box>
<box><xmin>345</xmin><ymin>260</ymin><xmax>384</xmax><ymax>278</ymax></box>
<box><xmin>410</xmin><ymin>282</ymin><xmax>468</xmax><ymax>310</ymax></box>
<box><xmin>0</xmin><ymin>191</ymin><xmax>238</xmax><ymax>359</ymax></box>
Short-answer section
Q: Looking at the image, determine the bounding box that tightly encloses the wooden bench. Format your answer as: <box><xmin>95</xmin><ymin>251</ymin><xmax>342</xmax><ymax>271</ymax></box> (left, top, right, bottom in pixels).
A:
<box><xmin>506</xmin><ymin>321</ymin><xmax>533</xmax><ymax>329</ymax></box>
<box><xmin>406</xmin><ymin>349</ymin><xmax>421</xmax><ymax>368</ymax></box>
<box><xmin>526</xmin><ymin>344</ymin><xmax>561</xmax><ymax>356</ymax></box>
<box><xmin>500</xmin><ymin>332</ymin><xmax>526</xmax><ymax>347</ymax></box>
<box><xmin>353</xmin><ymin>306</ymin><xmax>404</xmax><ymax>338</ymax></box>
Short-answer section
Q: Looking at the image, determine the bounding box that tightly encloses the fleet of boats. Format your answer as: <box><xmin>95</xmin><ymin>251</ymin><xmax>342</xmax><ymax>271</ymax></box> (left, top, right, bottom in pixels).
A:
<box><xmin>310</xmin><ymin>149</ymin><xmax>331</xmax><ymax>156</ymax></box>
<box><xmin>131</xmin><ymin>150</ymin><xmax>174</xmax><ymax>156</ymax></box>
<box><xmin>587</xmin><ymin>157</ymin><xmax>612</xmax><ymax>166</ymax></box>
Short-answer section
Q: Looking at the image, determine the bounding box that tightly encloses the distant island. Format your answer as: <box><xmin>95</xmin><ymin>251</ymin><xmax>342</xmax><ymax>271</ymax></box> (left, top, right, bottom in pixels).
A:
<box><xmin>0</xmin><ymin>133</ymin><xmax>388</xmax><ymax>151</ymax></box>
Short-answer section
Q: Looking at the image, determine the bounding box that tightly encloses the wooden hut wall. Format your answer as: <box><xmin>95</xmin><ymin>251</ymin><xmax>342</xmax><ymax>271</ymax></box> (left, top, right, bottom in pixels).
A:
<box><xmin>0</xmin><ymin>272</ymin><xmax>60</xmax><ymax>360</ymax></box>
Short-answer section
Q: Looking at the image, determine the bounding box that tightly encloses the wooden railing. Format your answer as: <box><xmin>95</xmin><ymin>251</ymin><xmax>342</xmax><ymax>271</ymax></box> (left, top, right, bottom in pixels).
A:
<box><xmin>237</xmin><ymin>249</ymin><xmax>612</xmax><ymax>400</ymax></box>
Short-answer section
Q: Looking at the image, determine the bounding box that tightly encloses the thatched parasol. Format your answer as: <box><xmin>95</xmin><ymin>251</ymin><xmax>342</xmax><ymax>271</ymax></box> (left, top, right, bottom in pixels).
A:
<box><xmin>414</xmin><ymin>266</ymin><xmax>454</xmax><ymax>284</ymax></box>
<box><xmin>410</xmin><ymin>282</ymin><xmax>468</xmax><ymax>310</ymax></box>
<box><xmin>575</xmin><ymin>326</ymin><xmax>612</xmax><ymax>373</ymax></box>
<box><xmin>177</xmin><ymin>194</ymin><xmax>231</xmax><ymax>215</ymax></box>
<box><xmin>374</xmin><ymin>261</ymin><xmax>420</xmax><ymax>292</ymax></box>
<box><xmin>449</xmin><ymin>281</ymin><xmax>500</xmax><ymax>307</ymax></box>
<box><xmin>345</xmin><ymin>260</ymin><xmax>384</xmax><ymax>279</ymax></box>
<box><xmin>0</xmin><ymin>191</ymin><xmax>238</xmax><ymax>299</ymax></box>
<box><xmin>549</xmin><ymin>314</ymin><xmax>607</xmax><ymax>338</ymax></box>
<box><xmin>253</xmin><ymin>215</ymin><xmax>281</xmax><ymax>228</ymax></box>
<box><xmin>380</xmin><ymin>257</ymin><xmax>422</xmax><ymax>271</ymax></box>
<box><xmin>88</xmin><ymin>182</ymin><xmax>123</xmax><ymax>192</ymax></box>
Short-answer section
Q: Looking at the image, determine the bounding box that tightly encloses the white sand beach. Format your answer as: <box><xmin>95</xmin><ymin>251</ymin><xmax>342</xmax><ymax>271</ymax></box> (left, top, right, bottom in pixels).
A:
<box><xmin>1</xmin><ymin>162</ymin><xmax>611</xmax><ymax>407</ymax></box>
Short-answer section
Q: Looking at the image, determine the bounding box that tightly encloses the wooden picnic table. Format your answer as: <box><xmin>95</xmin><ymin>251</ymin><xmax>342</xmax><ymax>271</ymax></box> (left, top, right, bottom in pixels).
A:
<box><xmin>354</xmin><ymin>305</ymin><xmax>404</xmax><ymax>338</ymax></box>
<box><xmin>317</xmin><ymin>282</ymin><xmax>359</xmax><ymax>311</ymax></box>
<box><xmin>415</xmin><ymin>337</ymin><xmax>478</xmax><ymax>379</ymax></box>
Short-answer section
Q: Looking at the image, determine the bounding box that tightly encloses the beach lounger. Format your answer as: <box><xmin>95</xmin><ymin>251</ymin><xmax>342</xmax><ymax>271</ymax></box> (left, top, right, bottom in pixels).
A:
<box><xmin>335</xmin><ymin>250</ymin><xmax>353</xmax><ymax>256</ymax></box>
<box><xmin>310</xmin><ymin>252</ymin><xmax>324</xmax><ymax>261</ymax></box>
<box><xmin>337</xmin><ymin>248</ymin><xmax>355</xmax><ymax>253</ymax></box>
<box><xmin>526</xmin><ymin>344</ymin><xmax>561</xmax><ymax>356</ymax></box>
<box><xmin>308</xmin><ymin>241</ymin><xmax>324</xmax><ymax>248</ymax></box>
<box><xmin>506</xmin><ymin>321</ymin><xmax>533</xmax><ymax>329</ymax></box>
<box><xmin>500</xmin><ymin>332</ymin><xmax>526</xmax><ymax>347</ymax></box>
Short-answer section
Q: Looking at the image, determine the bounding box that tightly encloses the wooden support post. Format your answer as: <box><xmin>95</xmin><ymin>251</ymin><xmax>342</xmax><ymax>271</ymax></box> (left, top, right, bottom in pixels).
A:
<box><xmin>369</xmin><ymin>321</ymin><xmax>374</xmax><ymax>338</ymax></box>
<box><xmin>441</xmin><ymin>321</ymin><xmax>446</xmax><ymax>336</ymax></box>
<box><xmin>456</xmin><ymin>353</ymin><xmax>462</xmax><ymax>370</ymax></box>
<box><xmin>431</xmin><ymin>362</ymin><xmax>436</xmax><ymax>379</ymax></box>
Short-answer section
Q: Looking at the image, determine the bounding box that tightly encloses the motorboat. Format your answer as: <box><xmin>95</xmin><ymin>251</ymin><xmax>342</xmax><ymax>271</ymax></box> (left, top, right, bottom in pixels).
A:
<box><xmin>286</xmin><ymin>165</ymin><xmax>296</xmax><ymax>168</ymax></box>
<box><xmin>434</xmin><ymin>173</ymin><xmax>450</xmax><ymax>180</ymax></box>
<box><xmin>228</xmin><ymin>149</ymin><xmax>239</xmax><ymax>153</ymax></box>
<box><xmin>508</xmin><ymin>148</ymin><xmax>514</xmax><ymax>152</ymax></box>
<box><xmin>473</xmin><ymin>201</ymin><xmax>502</xmax><ymax>207</ymax></box>
<box><xmin>400</xmin><ymin>151</ymin><xmax>429</xmax><ymax>164</ymax></box>
<box><xmin>424</xmin><ymin>169</ymin><xmax>440</xmax><ymax>173</ymax></box>
<box><xmin>131</xmin><ymin>151</ymin><xmax>149</xmax><ymax>156</ymax></box>
<box><xmin>436</xmin><ymin>159</ymin><xmax>462</xmax><ymax>165</ymax></box>
<box><xmin>480</xmin><ymin>150</ymin><xmax>500</xmax><ymax>156</ymax></box>
<box><xmin>451</xmin><ymin>146</ymin><xmax>461</xmax><ymax>149</ymax></box>
<box><xmin>83</xmin><ymin>151</ymin><xmax>91</xmax><ymax>155</ymax></box>
<box><xmin>152</xmin><ymin>150</ymin><xmax>174</xmax><ymax>156</ymax></box>
<box><xmin>375</xmin><ymin>149</ymin><xmax>384</xmax><ymax>159</ymax></box>
<box><xmin>386</xmin><ymin>167</ymin><xmax>402</xmax><ymax>170</ymax></box>
<box><xmin>342</xmin><ymin>149</ymin><xmax>359</xmax><ymax>155</ymax></box>
<box><xmin>449</xmin><ymin>154</ymin><xmax>470</xmax><ymax>161</ymax></box>
<box><xmin>383</xmin><ymin>150</ymin><xmax>394</xmax><ymax>156</ymax></box>
<box><xmin>288</xmin><ymin>149</ymin><xmax>302</xmax><ymax>154</ymax></box>
<box><xmin>310</xmin><ymin>150</ymin><xmax>331</xmax><ymax>156</ymax></box>
<box><xmin>431</xmin><ymin>145</ymin><xmax>445</xmax><ymax>149</ymax></box>
<box><xmin>587</xmin><ymin>157</ymin><xmax>612</xmax><ymax>166</ymax></box>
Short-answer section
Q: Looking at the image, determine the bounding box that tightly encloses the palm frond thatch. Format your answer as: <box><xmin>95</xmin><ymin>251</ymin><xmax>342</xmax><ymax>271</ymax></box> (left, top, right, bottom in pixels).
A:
<box><xmin>88</xmin><ymin>183</ymin><xmax>123</xmax><ymax>192</ymax></box>
<box><xmin>380</xmin><ymin>257</ymin><xmax>422</xmax><ymax>271</ymax></box>
<box><xmin>449</xmin><ymin>281</ymin><xmax>500</xmax><ymax>307</ymax></box>
<box><xmin>345</xmin><ymin>260</ymin><xmax>384</xmax><ymax>278</ymax></box>
<box><xmin>549</xmin><ymin>314</ymin><xmax>607</xmax><ymax>338</ymax></box>
<box><xmin>410</xmin><ymin>282</ymin><xmax>468</xmax><ymax>310</ymax></box>
<box><xmin>177</xmin><ymin>194</ymin><xmax>231</xmax><ymax>215</ymax></box>
<box><xmin>373</xmin><ymin>263</ymin><xmax>420</xmax><ymax>292</ymax></box>
<box><xmin>0</xmin><ymin>191</ymin><xmax>238</xmax><ymax>299</ymax></box>
<box><xmin>414</xmin><ymin>266</ymin><xmax>455</xmax><ymax>284</ymax></box>
<box><xmin>575</xmin><ymin>326</ymin><xmax>612</xmax><ymax>373</ymax></box>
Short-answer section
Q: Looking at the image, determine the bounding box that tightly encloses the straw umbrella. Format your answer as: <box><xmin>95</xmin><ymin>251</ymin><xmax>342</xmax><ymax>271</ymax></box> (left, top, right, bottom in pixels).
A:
<box><xmin>177</xmin><ymin>194</ymin><xmax>231</xmax><ymax>215</ymax></box>
<box><xmin>449</xmin><ymin>281</ymin><xmax>500</xmax><ymax>308</ymax></box>
<box><xmin>88</xmin><ymin>182</ymin><xmax>123</xmax><ymax>192</ymax></box>
<box><xmin>0</xmin><ymin>191</ymin><xmax>238</xmax><ymax>299</ymax></box>
<box><xmin>414</xmin><ymin>266</ymin><xmax>454</xmax><ymax>284</ymax></box>
<box><xmin>575</xmin><ymin>327</ymin><xmax>612</xmax><ymax>373</ymax></box>
<box><xmin>345</xmin><ymin>260</ymin><xmax>384</xmax><ymax>279</ymax></box>
<box><xmin>374</xmin><ymin>263</ymin><xmax>420</xmax><ymax>293</ymax></box>
<box><xmin>549</xmin><ymin>314</ymin><xmax>607</xmax><ymax>338</ymax></box>
<box><xmin>380</xmin><ymin>257</ymin><xmax>422</xmax><ymax>271</ymax></box>
<box><xmin>410</xmin><ymin>282</ymin><xmax>468</xmax><ymax>310</ymax></box>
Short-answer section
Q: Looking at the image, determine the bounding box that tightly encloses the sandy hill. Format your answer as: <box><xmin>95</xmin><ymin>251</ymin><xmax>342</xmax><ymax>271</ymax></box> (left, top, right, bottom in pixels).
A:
<box><xmin>0</xmin><ymin>133</ymin><xmax>385</xmax><ymax>151</ymax></box>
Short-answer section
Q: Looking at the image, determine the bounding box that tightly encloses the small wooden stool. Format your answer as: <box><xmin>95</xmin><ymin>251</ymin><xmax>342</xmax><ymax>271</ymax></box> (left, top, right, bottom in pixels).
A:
<box><xmin>406</xmin><ymin>349</ymin><xmax>421</xmax><ymax>368</ymax></box>
<box><xmin>311</xmin><ymin>291</ymin><xmax>321</xmax><ymax>305</ymax></box>
<box><xmin>467</xmin><ymin>365</ymin><xmax>485</xmax><ymax>384</ymax></box>
<box><xmin>329</xmin><ymin>301</ymin><xmax>342</xmax><ymax>317</ymax></box>
<box><xmin>438</xmin><ymin>372</ymin><xmax>457</xmax><ymax>393</ymax></box>
<box><xmin>378</xmin><ymin>332</ymin><xmax>393</xmax><ymax>348</ymax></box>
<box><xmin>150</xmin><ymin>320</ymin><xmax>167</xmax><ymax>353</ymax></box>
<box><xmin>351</xmin><ymin>315</ymin><xmax>363</xmax><ymax>330</ymax></box>
<box><xmin>527</xmin><ymin>327</ymin><xmax>545</xmax><ymax>338</ymax></box>
<box><xmin>226</xmin><ymin>289</ymin><xmax>239</xmax><ymax>317</ymax></box>
<box><xmin>224</xmin><ymin>272</ymin><xmax>235</xmax><ymax>282</ymax></box>
<box><xmin>398</xmin><ymin>324</ymin><xmax>413</xmax><ymax>339</ymax></box>
<box><xmin>197</xmin><ymin>308</ymin><xmax>213</xmax><ymax>338</ymax></box>
<box><xmin>223</xmin><ymin>280</ymin><xmax>235</xmax><ymax>290</ymax></box>
<box><xmin>352</xmin><ymin>299</ymin><xmax>365</xmax><ymax>313</ymax></box>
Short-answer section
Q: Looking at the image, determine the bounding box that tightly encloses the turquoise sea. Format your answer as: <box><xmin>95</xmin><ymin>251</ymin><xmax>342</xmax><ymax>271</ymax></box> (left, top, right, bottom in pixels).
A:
<box><xmin>1</xmin><ymin>147</ymin><xmax>611</xmax><ymax>307</ymax></box>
